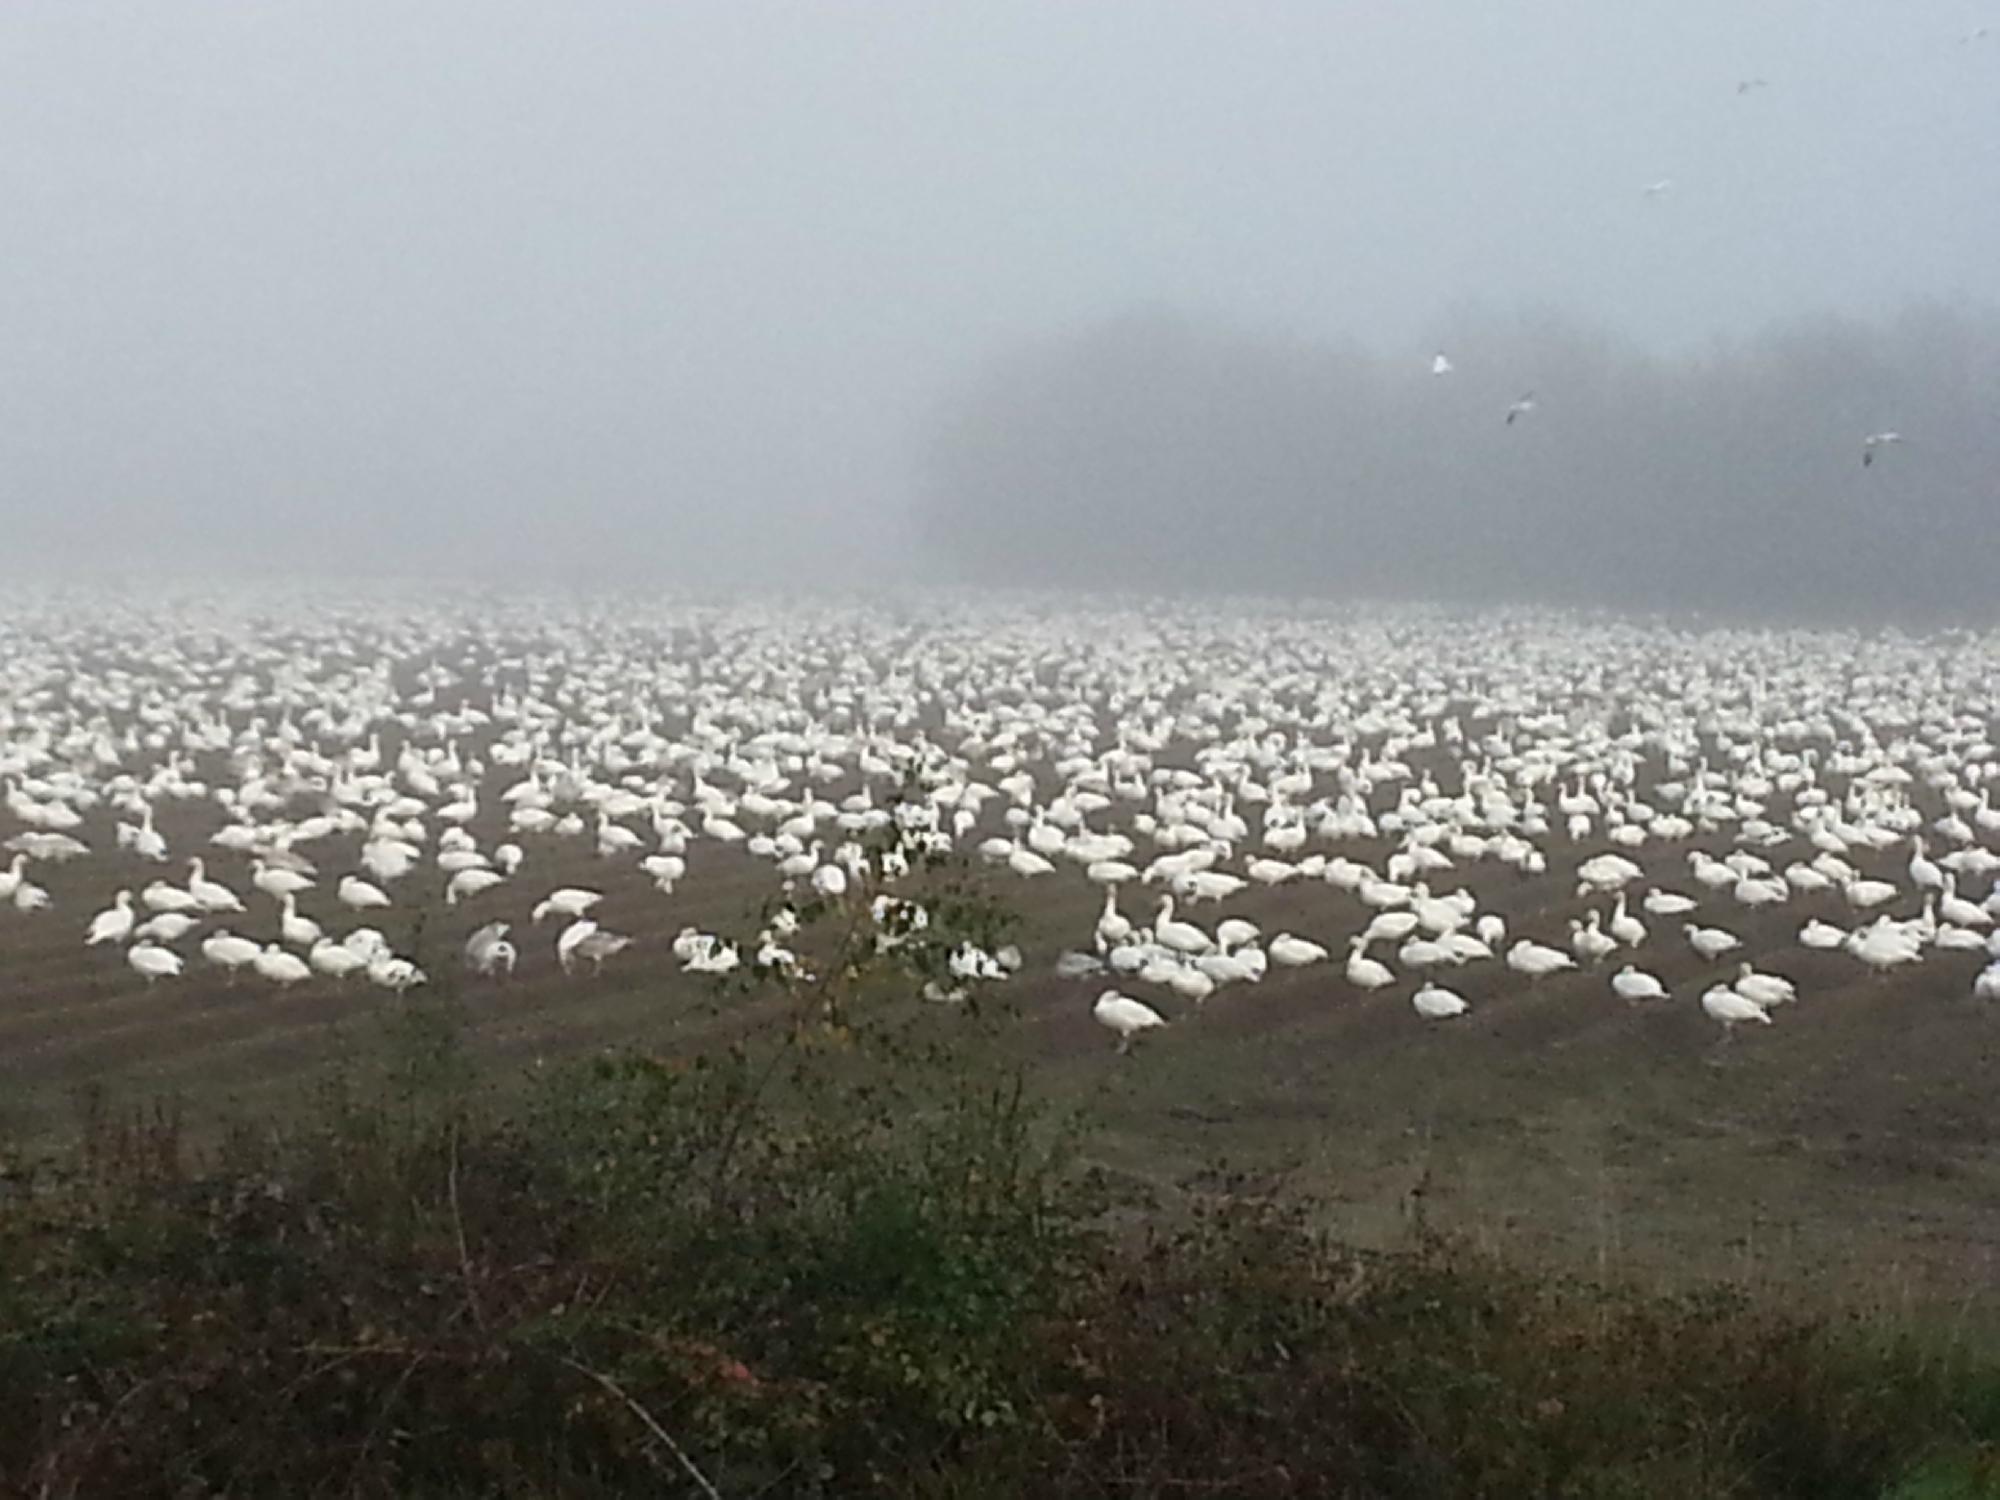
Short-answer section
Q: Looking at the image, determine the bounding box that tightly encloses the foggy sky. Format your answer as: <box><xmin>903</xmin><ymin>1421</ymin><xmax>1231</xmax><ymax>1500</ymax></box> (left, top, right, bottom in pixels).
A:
<box><xmin>3</xmin><ymin>3</ymin><xmax>1996</xmax><ymax>587</ymax></box>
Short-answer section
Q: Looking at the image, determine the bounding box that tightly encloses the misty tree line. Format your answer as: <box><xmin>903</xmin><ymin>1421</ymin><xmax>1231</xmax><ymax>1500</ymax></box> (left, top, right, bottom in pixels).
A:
<box><xmin>920</xmin><ymin>306</ymin><xmax>1999</xmax><ymax>620</ymax></box>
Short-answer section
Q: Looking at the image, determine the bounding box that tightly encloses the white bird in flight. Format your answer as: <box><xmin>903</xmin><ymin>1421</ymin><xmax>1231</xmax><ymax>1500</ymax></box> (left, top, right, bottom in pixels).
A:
<box><xmin>1861</xmin><ymin>432</ymin><xmax>1903</xmax><ymax>467</ymax></box>
<box><xmin>1504</xmin><ymin>391</ymin><xmax>1537</xmax><ymax>425</ymax></box>
<box><xmin>1431</xmin><ymin>351</ymin><xmax>1454</xmax><ymax>376</ymax></box>
<box><xmin>1642</xmin><ymin>179</ymin><xmax>1674</xmax><ymax>198</ymax></box>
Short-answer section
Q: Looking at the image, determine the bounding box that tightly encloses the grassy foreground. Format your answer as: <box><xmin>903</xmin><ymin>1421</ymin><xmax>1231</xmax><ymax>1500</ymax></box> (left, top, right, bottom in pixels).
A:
<box><xmin>4</xmin><ymin>879</ymin><xmax>2000</xmax><ymax>1497</ymax></box>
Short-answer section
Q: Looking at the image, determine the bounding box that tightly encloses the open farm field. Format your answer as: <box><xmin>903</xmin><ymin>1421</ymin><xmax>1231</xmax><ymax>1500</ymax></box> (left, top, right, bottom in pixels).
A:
<box><xmin>5</xmin><ymin>586</ymin><xmax>2000</xmax><ymax>1316</ymax></box>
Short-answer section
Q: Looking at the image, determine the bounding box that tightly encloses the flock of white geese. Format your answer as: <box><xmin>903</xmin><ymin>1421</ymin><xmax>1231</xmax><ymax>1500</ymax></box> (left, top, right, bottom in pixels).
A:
<box><xmin>3</xmin><ymin>586</ymin><xmax>1999</xmax><ymax>1064</ymax></box>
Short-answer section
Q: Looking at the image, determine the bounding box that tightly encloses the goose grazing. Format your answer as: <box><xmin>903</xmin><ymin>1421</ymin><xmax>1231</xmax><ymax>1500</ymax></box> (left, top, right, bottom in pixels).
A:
<box><xmin>1412</xmin><ymin>981</ymin><xmax>1469</xmax><ymax>1020</ymax></box>
<box><xmin>1093</xmin><ymin>990</ymin><xmax>1166</xmax><ymax>1054</ymax></box>
<box><xmin>440</xmin><ymin>861</ymin><xmax>501</xmax><ymax>904</ymax></box>
<box><xmin>573</xmin><ymin>928</ymin><xmax>632</xmax><ymax>974</ymax></box>
<box><xmin>1610</xmin><ymin>965</ymin><xmax>1668</xmax><ymax>1002</ymax></box>
<box><xmin>556</xmin><ymin>918</ymin><xmax>598</xmax><ymax>974</ymax></box>
<box><xmin>1701</xmin><ymin>984</ymin><xmax>1771</xmax><ymax>1038</ymax></box>
<box><xmin>532</xmin><ymin>887</ymin><xmax>603</xmax><ymax>923</ymax></box>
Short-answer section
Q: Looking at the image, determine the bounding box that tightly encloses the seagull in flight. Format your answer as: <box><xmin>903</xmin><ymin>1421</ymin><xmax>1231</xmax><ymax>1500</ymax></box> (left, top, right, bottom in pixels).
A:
<box><xmin>1505</xmin><ymin>392</ymin><xmax>1537</xmax><ymax>426</ymax></box>
<box><xmin>1736</xmin><ymin>78</ymin><xmax>1770</xmax><ymax>95</ymax></box>
<box><xmin>1959</xmin><ymin>26</ymin><xmax>1991</xmax><ymax>44</ymax></box>
<box><xmin>1642</xmin><ymin>179</ymin><xmax>1675</xmax><ymax>198</ymax></box>
<box><xmin>1431</xmin><ymin>351</ymin><xmax>1454</xmax><ymax>377</ymax></box>
<box><xmin>1861</xmin><ymin>432</ymin><xmax>1904</xmax><ymax>468</ymax></box>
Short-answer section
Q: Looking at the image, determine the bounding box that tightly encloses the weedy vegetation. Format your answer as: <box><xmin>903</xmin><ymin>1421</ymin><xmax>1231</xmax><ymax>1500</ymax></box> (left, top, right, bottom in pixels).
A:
<box><xmin>4</xmin><ymin>834</ymin><xmax>1998</xmax><ymax>1498</ymax></box>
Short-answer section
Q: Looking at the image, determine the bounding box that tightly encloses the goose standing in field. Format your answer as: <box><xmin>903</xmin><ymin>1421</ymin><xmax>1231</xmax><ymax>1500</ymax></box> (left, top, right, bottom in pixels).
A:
<box><xmin>1093</xmin><ymin>990</ymin><xmax>1166</xmax><ymax>1054</ymax></box>
<box><xmin>1569</xmin><ymin>912</ymin><xmax>1618</xmax><ymax>966</ymax></box>
<box><xmin>135</xmin><ymin>911</ymin><xmax>199</xmax><ymax>943</ymax></box>
<box><xmin>1412</xmin><ymin>981</ymin><xmax>1469</xmax><ymax>1020</ymax></box>
<box><xmin>1701</xmin><ymin>984</ymin><xmax>1771</xmax><ymax>1038</ymax></box>
<box><xmin>309</xmin><ymin>938</ymin><xmax>369</xmax><ymax>980</ymax></box>
<box><xmin>126</xmin><ymin>942</ymin><xmax>184</xmax><ymax>984</ymax></box>
<box><xmin>1610</xmin><ymin>964</ymin><xmax>1668</xmax><ymax>1002</ymax></box>
<box><xmin>337</xmin><ymin>874</ymin><xmax>392</xmax><ymax>912</ymax></box>
<box><xmin>1268</xmin><ymin>932</ymin><xmax>1328</xmax><ymax>967</ymax></box>
<box><xmin>1607</xmin><ymin>893</ymin><xmax>1647</xmax><ymax>947</ymax></box>
<box><xmin>1734</xmin><ymin>962</ymin><xmax>1796</xmax><ymax>1008</ymax></box>
<box><xmin>201</xmin><ymin>929</ymin><xmax>261</xmax><ymax>979</ymax></box>
<box><xmin>85</xmin><ymin>890</ymin><xmax>136</xmax><ymax>946</ymax></box>
<box><xmin>185</xmin><ymin>858</ymin><xmax>245</xmax><ymax>914</ymax></box>
<box><xmin>1508</xmin><ymin>938</ymin><xmax>1576</xmax><ymax>981</ymax></box>
<box><xmin>1643</xmin><ymin>887</ymin><xmax>1698</xmax><ymax>917</ymax></box>
<box><xmin>1153</xmin><ymin>896</ymin><xmax>1212</xmax><ymax>957</ymax></box>
<box><xmin>253</xmin><ymin>943</ymin><xmax>312</xmax><ymax>988</ymax></box>
<box><xmin>1346</xmin><ymin>937</ymin><xmax>1395</xmax><ymax>991</ymax></box>
<box><xmin>142</xmin><ymin>879</ymin><xmax>201</xmax><ymax>915</ymax></box>
<box><xmin>1844</xmin><ymin>922</ymin><xmax>1923</xmax><ymax>977</ymax></box>
<box><xmin>1684</xmin><ymin>923</ymin><xmax>1742</xmax><ymax>961</ymax></box>
<box><xmin>279</xmin><ymin>893</ymin><xmax>322</xmax><ymax>948</ymax></box>
<box><xmin>250</xmin><ymin>858</ymin><xmax>313</xmax><ymax>902</ymax></box>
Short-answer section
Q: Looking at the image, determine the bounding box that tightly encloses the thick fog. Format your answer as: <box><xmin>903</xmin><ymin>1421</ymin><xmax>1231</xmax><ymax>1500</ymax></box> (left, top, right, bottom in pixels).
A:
<box><xmin>2</xmin><ymin>3</ymin><xmax>1996</xmax><ymax>599</ymax></box>
<box><xmin>924</xmin><ymin>305</ymin><xmax>2000</xmax><ymax>619</ymax></box>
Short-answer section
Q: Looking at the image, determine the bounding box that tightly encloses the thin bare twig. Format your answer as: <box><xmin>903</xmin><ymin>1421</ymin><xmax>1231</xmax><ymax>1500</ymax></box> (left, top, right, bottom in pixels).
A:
<box><xmin>446</xmin><ymin>1120</ymin><xmax>486</xmax><ymax>1330</ymax></box>
<box><xmin>558</xmin><ymin>1355</ymin><xmax>725</xmax><ymax>1499</ymax></box>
